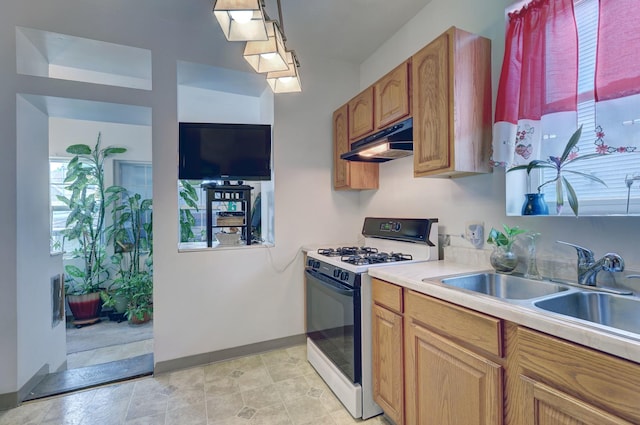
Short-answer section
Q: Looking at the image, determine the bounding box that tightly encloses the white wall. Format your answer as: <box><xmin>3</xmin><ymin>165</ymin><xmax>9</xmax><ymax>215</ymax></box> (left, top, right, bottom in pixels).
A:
<box><xmin>154</xmin><ymin>53</ymin><xmax>364</xmax><ymax>363</ymax></box>
<box><xmin>49</xmin><ymin>118</ymin><xmax>152</xmax><ymax>163</ymax></box>
<box><xmin>178</xmin><ymin>85</ymin><xmax>272</xmax><ymax>124</ymax></box>
<box><xmin>15</xmin><ymin>96</ymin><xmax>67</xmax><ymax>389</ymax></box>
<box><xmin>0</xmin><ymin>4</ymin><xmax>19</xmax><ymax>397</ymax></box>
<box><xmin>358</xmin><ymin>0</ymin><xmax>640</xmax><ymax>269</ymax></box>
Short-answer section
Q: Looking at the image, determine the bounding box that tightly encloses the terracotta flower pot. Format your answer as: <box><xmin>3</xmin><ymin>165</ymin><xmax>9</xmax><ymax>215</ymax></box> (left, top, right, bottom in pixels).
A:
<box><xmin>129</xmin><ymin>311</ymin><xmax>152</xmax><ymax>325</ymax></box>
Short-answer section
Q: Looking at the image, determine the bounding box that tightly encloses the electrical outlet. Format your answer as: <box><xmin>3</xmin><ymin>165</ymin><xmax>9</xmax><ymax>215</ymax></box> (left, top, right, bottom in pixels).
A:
<box><xmin>465</xmin><ymin>221</ymin><xmax>484</xmax><ymax>249</ymax></box>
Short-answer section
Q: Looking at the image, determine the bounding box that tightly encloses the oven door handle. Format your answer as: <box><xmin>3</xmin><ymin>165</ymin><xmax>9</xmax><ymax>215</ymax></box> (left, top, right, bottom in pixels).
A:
<box><xmin>305</xmin><ymin>269</ymin><xmax>354</xmax><ymax>296</ymax></box>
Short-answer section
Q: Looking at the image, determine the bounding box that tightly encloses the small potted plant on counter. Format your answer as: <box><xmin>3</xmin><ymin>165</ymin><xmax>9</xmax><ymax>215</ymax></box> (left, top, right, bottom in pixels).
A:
<box><xmin>486</xmin><ymin>225</ymin><xmax>527</xmax><ymax>274</ymax></box>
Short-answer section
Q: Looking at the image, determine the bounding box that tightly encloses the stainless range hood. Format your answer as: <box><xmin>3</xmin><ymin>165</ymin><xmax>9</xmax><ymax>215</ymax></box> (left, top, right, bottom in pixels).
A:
<box><xmin>340</xmin><ymin>118</ymin><xmax>413</xmax><ymax>163</ymax></box>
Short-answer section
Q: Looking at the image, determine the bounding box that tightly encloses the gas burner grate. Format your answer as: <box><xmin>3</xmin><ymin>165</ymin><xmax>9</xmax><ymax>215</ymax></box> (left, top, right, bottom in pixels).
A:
<box><xmin>317</xmin><ymin>248</ymin><xmax>339</xmax><ymax>257</ymax></box>
<box><xmin>389</xmin><ymin>252</ymin><xmax>413</xmax><ymax>262</ymax></box>
<box><xmin>339</xmin><ymin>251</ymin><xmax>413</xmax><ymax>265</ymax></box>
<box><xmin>318</xmin><ymin>246</ymin><xmax>379</xmax><ymax>257</ymax></box>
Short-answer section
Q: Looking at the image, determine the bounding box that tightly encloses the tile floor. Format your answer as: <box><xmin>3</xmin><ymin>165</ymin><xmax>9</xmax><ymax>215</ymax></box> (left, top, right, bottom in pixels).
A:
<box><xmin>0</xmin><ymin>345</ymin><xmax>391</xmax><ymax>425</ymax></box>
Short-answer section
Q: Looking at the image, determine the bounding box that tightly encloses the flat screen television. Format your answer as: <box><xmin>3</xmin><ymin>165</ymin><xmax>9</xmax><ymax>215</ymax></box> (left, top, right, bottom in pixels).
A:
<box><xmin>179</xmin><ymin>122</ymin><xmax>272</xmax><ymax>181</ymax></box>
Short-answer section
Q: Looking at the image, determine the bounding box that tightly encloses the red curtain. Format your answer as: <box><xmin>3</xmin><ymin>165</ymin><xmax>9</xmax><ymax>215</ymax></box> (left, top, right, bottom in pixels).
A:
<box><xmin>595</xmin><ymin>0</ymin><xmax>640</xmax><ymax>101</ymax></box>
<box><xmin>495</xmin><ymin>0</ymin><xmax>578</xmax><ymax>124</ymax></box>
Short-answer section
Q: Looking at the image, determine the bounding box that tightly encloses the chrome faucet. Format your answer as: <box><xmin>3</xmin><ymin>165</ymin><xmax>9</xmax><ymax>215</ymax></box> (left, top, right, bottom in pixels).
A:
<box><xmin>557</xmin><ymin>241</ymin><xmax>625</xmax><ymax>286</ymax></box>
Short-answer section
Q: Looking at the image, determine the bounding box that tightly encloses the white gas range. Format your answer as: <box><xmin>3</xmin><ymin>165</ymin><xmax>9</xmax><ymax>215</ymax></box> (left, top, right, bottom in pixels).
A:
<box><xmin>305</xmin><ymin>217</ymin><xmax>438</xmax><ymax>419</ymax></box>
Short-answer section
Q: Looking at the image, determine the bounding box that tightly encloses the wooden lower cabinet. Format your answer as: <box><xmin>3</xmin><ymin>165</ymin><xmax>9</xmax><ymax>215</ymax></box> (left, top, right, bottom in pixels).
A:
<box><xmin>372</xmin><ymin>278</ymin><xmax>404</xmax><ymax>425</ymax></box>
<box><xmin>402</xmin><ymin>291</ymin><xmax>504</xmax><ymax>425</ymax></box>
<box><xmin>372</xmin><ymin>304</ymin><xmax>404</xmax><ymax>425</ymax></box>
<box><xmin>371</xmin><ymin>279</ymin><xmax>640</xmax><ymax>425</ymax></box>
<box><xmin>404</xmin><ymin>310</ymin><xmax>503</xmax><ymax>425</ymax></box>
<box><xmin>509</xmin><ymin>327</ymin><xmax>640</xmax><ymax>425</ymax></box>
<box><xmin>518</xmin><ymin>377</ymin><xmax>633</xmax><ymax>425</ymax></box>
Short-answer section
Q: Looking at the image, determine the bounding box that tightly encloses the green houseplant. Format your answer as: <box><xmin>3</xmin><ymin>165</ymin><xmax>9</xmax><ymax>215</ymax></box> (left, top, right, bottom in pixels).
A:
<box><xmin>178</xmin><ymin>180</ymin><xmax>200</xmax><ymax>242</ymax></box>
<box><xmin>58</xmin><ymin>133</ymin><xmax>126</xmax><ymax>324</ymax></box>
<box><xmin>508</xmin><ymin>125</ymin><xmax>607</xmax><ymax>216</ymax></box>
<box><xmin>486</xmin><ymin>225</ymin><xmax>527</xmax><ymax>274</ymax></box>
<box><xmin>103</xmin><ymin>187</ymin><xmax>153</xmax><ymax>323</ymax></box>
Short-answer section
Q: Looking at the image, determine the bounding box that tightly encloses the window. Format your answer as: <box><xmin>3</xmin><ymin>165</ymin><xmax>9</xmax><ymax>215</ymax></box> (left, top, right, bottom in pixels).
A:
<box><xmin>115</xmin><ymin>161</ymin><xmax>152</xmax><ymax>199</ymax></box>
<box><xmin>50</xmin><ymin>159</ymin><xmax>153</xmax><ymax>255</ymax></box>
<box><xmin>540</xmin><ymin>0</ymin><xmax>640</xmax><ymax>214</ymax></box>
<box><xmin>114</xmin><ymin>161</ymin><xmax>153</xmax><ymax>251</ymax></box>
<box><xmin>50</xmin><ymin>159</ymin><xmax>72</xmax><ymax>254</ymax></box>
<box><xmin>498</xmin><ymin>0</ymin><xmax>640</xmax><ymax>216</ymax></box>
<box><xmin>178</xmin><ymin>180</ymin><xmax>207</xmax><ymax>243</ymax></box>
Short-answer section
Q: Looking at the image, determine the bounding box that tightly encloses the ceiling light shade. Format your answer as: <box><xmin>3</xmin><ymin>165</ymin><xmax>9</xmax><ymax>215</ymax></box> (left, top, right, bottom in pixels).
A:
<box><xmin>266</xmin><ymin>51</ymin><xmax>302</xmax><ymax>93</ymax></box>
<box><xmin>243</xmin><ymin>21</ymin><xmax>288</xmax><ymax>73</ymax></box>
<box><xmin>213</xmin><ymin>0</ymin><xmax>268</xmax><ymax>41</ymax></box>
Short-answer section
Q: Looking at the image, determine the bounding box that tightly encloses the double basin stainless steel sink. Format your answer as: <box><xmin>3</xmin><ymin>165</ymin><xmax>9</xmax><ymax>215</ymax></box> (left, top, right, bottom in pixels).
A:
<box><xmin>426</xmin><ymin>272</ymin><xmax>640</xmax><ymax>337</ymax></box>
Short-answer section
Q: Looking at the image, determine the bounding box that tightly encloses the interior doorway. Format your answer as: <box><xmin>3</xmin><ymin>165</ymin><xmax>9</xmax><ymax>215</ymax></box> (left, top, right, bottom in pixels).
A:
<box><xmin>18</xmin><ymin>94</ymin><xmax>154</xmax><ymax>400</ymax></box>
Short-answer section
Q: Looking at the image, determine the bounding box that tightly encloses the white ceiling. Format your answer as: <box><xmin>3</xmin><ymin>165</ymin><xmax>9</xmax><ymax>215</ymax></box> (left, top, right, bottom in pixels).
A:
<box><xmin>264</xmin><ymin>0</ymin><xmax>432</xmax><ymax>64</ymax></box>
<box><xmin>154</xmin><ymin>0</ymin><xmax>433</xmax><ymax>65</ymax></box>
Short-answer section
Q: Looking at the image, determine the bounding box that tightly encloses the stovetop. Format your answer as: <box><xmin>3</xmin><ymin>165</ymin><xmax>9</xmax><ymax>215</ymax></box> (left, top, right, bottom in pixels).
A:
<box><xmin>317</xmin><ymin>246</ymin><xmax>413</xmax><ymax>265</ymax></box>
<box><xmin>308</xmin><ymin>240</ymin><xmax>436</xmax><ymax>274</ymax></box>
<box><xmin>307</xmin><ymin>217</ymin><xmax>439</xmax><ymax>274</ymax></box>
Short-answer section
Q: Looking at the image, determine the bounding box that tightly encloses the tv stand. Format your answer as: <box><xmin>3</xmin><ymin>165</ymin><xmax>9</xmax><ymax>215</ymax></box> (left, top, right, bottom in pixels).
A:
<box><xmin>202</xmin><ymin>183</ymin><xmax>253</xmax><ymax>247</ymax></box>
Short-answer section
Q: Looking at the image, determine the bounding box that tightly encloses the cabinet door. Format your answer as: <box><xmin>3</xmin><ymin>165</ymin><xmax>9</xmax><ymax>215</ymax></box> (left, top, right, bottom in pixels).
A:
<box><xmin>333</xmin><ymin>104</ymin><xmax>379</xmax><ymax>190</ymax></box>
<box><xmin>412</xmin><ymin>31</ymin><xmax>451</xmax><ymax>176</ymax></box>
<box><xmin>348</xmin><ymin>87</ymin><xmax>374</xmax><ymax>140</ymax></box>
<box><xmin>404</xmin><ymin>320</ymin><xmax>502</xmax><ymax>425</ymax></box>
<box><xmin>375</xmin><ymin>61</ymin><xmax>410</xmax><ymax>129</ymax></box>
<box><xmin>333</xmin><ymin>104</ymin><xmax>350</xmax><ymax>189</ymax></box>
<box><xmin>372</xmin><ymin>304</ymin><xmax>404</xmax><ymax>425</ymax></box>
<box><xmin>511</xmin><ymin>327</ymin><xmax>640</xmax><ymax>424</ymax></box>
<box><xmin>519</xmin><ymin>376</ymin><xmax>633</xmax><ymax>425</ymax></box>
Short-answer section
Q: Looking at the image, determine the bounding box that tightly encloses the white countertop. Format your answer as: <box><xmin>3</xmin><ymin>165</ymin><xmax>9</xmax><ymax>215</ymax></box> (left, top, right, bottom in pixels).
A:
<box><xmin>368</xmin><ymin>260</ymin><xmax>640</xmax><ymax>364</ymax></box>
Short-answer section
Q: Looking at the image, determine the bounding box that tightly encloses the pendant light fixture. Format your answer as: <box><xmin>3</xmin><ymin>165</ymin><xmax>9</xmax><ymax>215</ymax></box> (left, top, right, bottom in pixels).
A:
<box><xmin>213</xmin><ymin>0</ymin><xmax>268</xmax><ymax>41</ymax></box>
<box><xmin>266</xmin><ymin>50</ymin><xmax>302</xmax><ymax>93</ymax></box>
<box><xmin>213</xmin><ymin>0</ymin><xmax>302</xmax><ymax>92</ymax></box>
<box><xmin>243</xmin><ymin>20</ymin><xmax>288</xmax><ymax>73</ymax></box>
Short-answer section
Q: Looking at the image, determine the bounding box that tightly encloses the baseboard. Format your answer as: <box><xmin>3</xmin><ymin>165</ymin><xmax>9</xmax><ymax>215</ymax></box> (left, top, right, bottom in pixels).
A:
<box><xmin>0</xmin><ymin>391</ymin><xmax>19</xmax><ymax>411</ymax></box>
<box><xmin>17</xmin><ymin>363</ymin><xmax>50</xmax><ymax>404</ymax></box>
<box><xmin>154</xmin><ymin>333</ymin><xmax>306</xmax><ymax>375</ymax></box>
<box><xmin>0</xmin><ymin>363</ymin><xmax>50</xmax><ymax>411</ymax></box>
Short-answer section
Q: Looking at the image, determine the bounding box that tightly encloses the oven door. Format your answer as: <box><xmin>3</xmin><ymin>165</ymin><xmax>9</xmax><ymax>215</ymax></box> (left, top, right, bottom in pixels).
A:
<box><xmin>305</xmin><ymin>267</ymin><xmax>361</xmax><ymax>384</ymax></box>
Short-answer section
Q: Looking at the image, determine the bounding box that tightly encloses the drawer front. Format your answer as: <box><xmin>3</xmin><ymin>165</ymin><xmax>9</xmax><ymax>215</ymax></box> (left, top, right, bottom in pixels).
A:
<box><xmin>372</xmin><ymin>278</ymin><xmax>403</xmax><ymax>313</ymax></box>
<box><xmin>405</xmin><ymin>289</ymin><xmax>502</xmax><ymax>357</ymax></box>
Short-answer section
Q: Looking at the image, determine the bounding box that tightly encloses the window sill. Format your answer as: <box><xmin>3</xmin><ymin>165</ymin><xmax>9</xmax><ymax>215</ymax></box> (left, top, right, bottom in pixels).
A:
<box><xmin>178</xmin><ymin>241</ymin><xmax>274</xmax><ymax>253</ymax></box>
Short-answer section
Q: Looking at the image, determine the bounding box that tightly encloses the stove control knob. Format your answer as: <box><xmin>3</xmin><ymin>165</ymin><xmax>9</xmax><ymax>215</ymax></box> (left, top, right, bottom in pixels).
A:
<box><xmin>333</xmin><ymin>269</ymin><xmax>341</xmax><ymax>278</ymax></box>
<box><xmin>340</xmin><ymin>271</ymin><xmax>349</xmax><ymax>281</ymax></box>
<box><xmin>308</xmin><ymin>260</ymin><xmax>320</xmax><ymax>269</ymax></box>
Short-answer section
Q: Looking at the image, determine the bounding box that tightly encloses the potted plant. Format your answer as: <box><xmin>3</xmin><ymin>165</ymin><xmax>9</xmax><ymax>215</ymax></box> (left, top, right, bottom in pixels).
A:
<box><xmin>507</xmin><ymin>125</ymin><xmax>607</xmax><ymax>216</ymax></box>
<box><xmin>57</xmin><ymin>133</ymin><xmax>126</xmax><ymax>325</ymax></box>
<box><xmin>103</xmin><ymin>186</ymin><xmax>153</xmax><ymax>323</ymax></box>
<box><xmin>178</xmin><ymin>180</ymin><xmax>200</xmax><ymax>242</ymax></box>
<box><xmin>486</xmin><ymin>225</ymin><xmax>527</xmax><ymax>274</ymax></box>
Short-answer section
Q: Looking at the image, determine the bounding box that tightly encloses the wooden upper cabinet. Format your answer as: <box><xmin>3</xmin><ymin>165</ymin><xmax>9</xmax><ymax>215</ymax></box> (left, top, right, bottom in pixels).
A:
<box><xmin>333</xmin><ymin>103</ymin><xmax>378</xmax><ymax>190</ymax></box>
<box><xmin>375</xmin><ymin>60</ymin><xmax>411</xmax><ymax>129</ymax></box>
<box><xmin>333</xmin><ymin>105</ymin><xmax>350</xmax><ymax>189</ymax></box>
<box><xmin>412</xmin><ymin>26</ymin><xmax>492</xmax><ymax>178</ymax></box>
<box><xmin>348</xmin><ymin>86</ymin><xmax>374</xmax><ymax>141</ymax></box>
